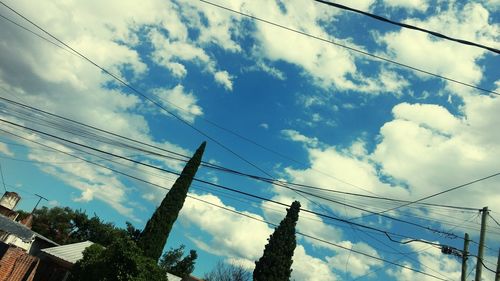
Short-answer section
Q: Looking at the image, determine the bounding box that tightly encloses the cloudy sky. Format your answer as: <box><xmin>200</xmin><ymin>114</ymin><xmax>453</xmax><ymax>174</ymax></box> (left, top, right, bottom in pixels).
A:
<box><xmin>0</xmin><ymin>0</ymin><xmax>499</xmax><ymax>280</ymax></box>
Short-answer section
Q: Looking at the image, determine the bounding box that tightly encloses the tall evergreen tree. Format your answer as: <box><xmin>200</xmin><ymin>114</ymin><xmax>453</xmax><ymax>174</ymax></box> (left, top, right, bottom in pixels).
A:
<box><xmin>253</xmin><ymin>201</ymin><xmax>301</xmax><ymax>281</ymax></box>
<box><xmin>138</xmin><ymin>141</ymin><xmax>206</xmax><ymax>261</ymax></box>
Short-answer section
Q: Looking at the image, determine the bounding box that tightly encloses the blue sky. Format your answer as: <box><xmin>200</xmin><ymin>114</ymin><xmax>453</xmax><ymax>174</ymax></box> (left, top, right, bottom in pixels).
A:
<box><xmin>0</xmin><ymin>0</ymin><xmax>499</xmax><ymax>280</ymax></box>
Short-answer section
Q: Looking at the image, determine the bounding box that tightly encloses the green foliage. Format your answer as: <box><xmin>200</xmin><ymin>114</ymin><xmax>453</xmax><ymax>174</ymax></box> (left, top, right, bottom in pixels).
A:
<box><xmin>17</xmin><ymin>206</ymin><xmax>135</xmax><ymax>246</ymax></box>
<box><xmin>138</xmin><ymin>141</ymin><xmax>206</xmax><ymax>261</ymax></box>
<box><xmin>159</xmin><ymin>245</ymin><xmax>197</xmax><ymax>278</ymax></box>
<box><xmin>69</xmin><ymin>237</ymin><xmax>168</xmax><ymax>281</ymax></box>
<box><xmin>204</xmin><ymin>261</ymin><xmax>251</xmax><ymax>281</ymax></box>
<box><xmin>253</xmin><ymin>201</ymin><xmax>301</xmax><ymax>281</ymax></box>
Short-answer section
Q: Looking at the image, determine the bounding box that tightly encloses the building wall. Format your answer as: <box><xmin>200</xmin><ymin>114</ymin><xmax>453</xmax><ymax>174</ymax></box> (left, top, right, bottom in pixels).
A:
<box><xmin>0</xmin><ymin>245</ymin><xmax>39</xmax><ymax>281</ymax></box>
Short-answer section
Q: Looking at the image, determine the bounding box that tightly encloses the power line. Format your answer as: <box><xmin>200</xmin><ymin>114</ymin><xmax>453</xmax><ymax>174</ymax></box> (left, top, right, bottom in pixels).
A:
<box><xmin>313</xmin><ymin>0</ymin><xmax>500</xmax><ymax>55</ymax></box>
<box><xmin>0</xmin><ymin>128</ymin><xmax>453</xmax><ymax>281</ymax></box>
<box><xmin>0</xmin><ymin>161</ymin><xmax>7</xmax><ymax>192</ymax></box>
<box><xmin>370</xmin><ymin>173</ymin><xmax>500</xmax><ymax>217</ymax></box>
<box><xmin>190</xmin><ymin>196</ymin><xmax>451</xmax><ymax>281</ymax></box>
<box><xmin>0</xmin><ymin>116</ymin><xmax>479</xmax><ymax>241</ymax></box>
<box><xmin>0</xmin><ymin>95</ymin><xmax>491</xmax><ymax>238</ymax></box>
<box><xmin>7</xmin><ymin>120</ymin><xmax>495</xmax><ymax>276</ymax></box>
<box><xmin>0</xmin><ymin>93</ymin><xmax>481</xmax><ymax>213</ymax></box>
<box><xmin>0</xmin><ymin>121</ymin><xmax>476</xmax><ymax>247</ymax></box>
<box><xmin>489</xmin><ymin>213</ymin><xmax>500</xmax><ymax>228</ymax></box>
<box><xmin>198</xmin><ymin>0</ymin><xmax>499</xmax><ymax>96</ymax></box>
<box><xmin>0</xmin><ymin>1</ymin><xmax>351</xmax><ymax>220</ymax></box>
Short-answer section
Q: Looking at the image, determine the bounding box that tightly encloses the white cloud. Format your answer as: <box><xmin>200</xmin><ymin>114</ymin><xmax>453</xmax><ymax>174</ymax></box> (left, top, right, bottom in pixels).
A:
<box><xmin>372</xmin><ymin>99</ymin><xmax>500</xmax><ymax>210</ymax></box>
<box><xmin>281</xmin><ymin>129</ymin><xmax>320</xmax><ymax>148</ymax></box>
<box><xmin>259</xmin><ymin>123</ymin><xmax>269</xmax><ymax>130</ymax></box>
<box><xmin>292</xmin><ymin>245</ymin><xmax>337</xmax><ymax>281</ymax></box>
<box><xmin>0</xmin><ymin>0</ymin><xmax>198</xmax><ymax>219</ymax></box>
<box><xmin>382</xmin><ymin>0</ymin><xmax>429</xmax><ymax>12</ymax></box>
<box><xmin>0</xmin><ymin>143</ymin><xmax>14</xmax><ymax>157</ymax></box>
<box><xmin>153</xmin><ymin>85</ymin><xmax>203</xmax><ymax>123</ymax></box>
<box><xmin>326</xmin><ymin>241</ymin><xmax>383</xmax><ymax>278</ymax></box>
<box><xmin>214</xmin><ymin>70</ymin><xmax>234</xmax><ymax>91</ymax></box>
<box><xmin>377</xmin><ymin>2</ymin><xmax>498</xmax><ymax>94</ymax></box>
<box><xmin>180</xmin><ymin>193</ymin><xmax>273</xmax><ymax>261</ymax></box>
<box><xmin>179</xmin><ymin>193</ymin><xmax>340</xmax><ymax>280</ymax></box>
<box><xmin>386</xmin><ymin>241</ymin><xmax>462</xmax><ymax>281</ymax></box>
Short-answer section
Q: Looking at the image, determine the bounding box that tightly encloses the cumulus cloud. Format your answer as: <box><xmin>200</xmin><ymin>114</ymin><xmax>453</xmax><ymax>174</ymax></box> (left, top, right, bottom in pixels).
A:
<box><xmin>382</xmin><ymin>0</ymin><xmax>429</xmax><ymax>12</ymax></box>
<box><xmin>153</xmin><ymin>85</ymin><xmax>203</xmax><ymax>123</ymax></box>
<box><xmin>386</xmin><ymin>241</ymin><xmax>462</xmax><ymax>281</ymax></box>
<box><xmin>0</xmin><ymin>143</ymin><xmax>14</xmax><ymax>157</ymax></box>
<box><xmin>376</xmin><ymin>2</ymin><xmax>498</xmax><ymax>94</ymax></box>
<box><xmin>281</xmin><ymin>129</ymin><xmax>320</xmax><ymax>148</ymax></box>
<box><xmin>179</xmin><ymin>193</ymin><xmax>342</xmax><ymax>280</ymax></box>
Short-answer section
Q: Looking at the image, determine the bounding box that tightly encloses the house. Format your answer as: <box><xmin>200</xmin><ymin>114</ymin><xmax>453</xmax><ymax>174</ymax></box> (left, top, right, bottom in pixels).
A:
<box><xmin>0</xmin><ymin>214</ymin><xmax>58</xmax><ymax>255</ymax></box>
<box><xmin>0</xmin><ymin>192</ymin><xmax>59</xmax><ymax>281</ymax></box>
<box><xmin>34</xmin><ymin>241</ymin><xmax>94</xmax><ymax>281</ymax></box>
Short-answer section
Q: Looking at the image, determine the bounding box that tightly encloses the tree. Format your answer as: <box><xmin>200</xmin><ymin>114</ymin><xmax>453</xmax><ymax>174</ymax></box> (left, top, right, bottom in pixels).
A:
<box><xmin>159</xmin><ymin>245</ymin><xmax>197</xmax><ymax>278</ymax></box>
<box><xmin>253</xmin><ymin>201</ymin><xmax>301</xmax><ymax>281</ymax></box>
<box><xmin>69</xmin><ymin>237</ymin><xmax>168</xmax><ymax>281</ymax></box>
<box><xmin>17</xmin><ymin>206</ymin><xmax>132</xmax><ymax>246</ymax></box>
<box><xmin>137</xmin><ymin>141</ymin><xmax>206</xmax><ymax>261</ymax></box>
<box><xmin>204</xmin><ymin>261</ymin><xmax>251</xmax><ymax>281</ymax></box>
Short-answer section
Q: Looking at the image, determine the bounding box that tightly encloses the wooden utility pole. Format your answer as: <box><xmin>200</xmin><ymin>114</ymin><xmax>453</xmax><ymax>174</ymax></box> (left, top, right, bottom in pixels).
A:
<box><xmin>461</xmin><ymin>233</ymin><xmax>469</xmax><ymax>281</ymax></box>
<box><xmin>475</xmin><ymin>207</ymin><xmax>489</xmax><ymax>281</ymax></box>
<box><xmin>495</xmin><ymin>248</ymin><xmax>500</xmax><ymax>281</ymax></box>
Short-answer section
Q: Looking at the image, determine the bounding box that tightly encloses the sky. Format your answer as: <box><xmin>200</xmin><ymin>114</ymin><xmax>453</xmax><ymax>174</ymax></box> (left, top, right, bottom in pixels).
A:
<box><xmin>0</xmin><ymin>0</ymin><xmax>499</xmax><ymax>280</ymax></box>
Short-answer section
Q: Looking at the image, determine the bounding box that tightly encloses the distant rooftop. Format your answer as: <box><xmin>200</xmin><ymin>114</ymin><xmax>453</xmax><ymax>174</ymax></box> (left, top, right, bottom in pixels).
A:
<box><xmin>41</xmin><ymin>240</ymin><xmax>94</xmax><ymax>264</ymax></box>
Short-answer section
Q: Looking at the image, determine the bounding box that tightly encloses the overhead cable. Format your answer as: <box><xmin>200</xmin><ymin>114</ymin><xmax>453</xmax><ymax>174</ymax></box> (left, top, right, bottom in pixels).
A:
<box><xmin>371</xmin><ymin>173</ymin><xmax>500</xmax><ymax>217</ymax></box>
<box><xmin>0</xmin><ymin>114</ymin><xmax>473</xmax><ymax>239</ymax></box>
<box><xmin>198</xmin><ymin>0</ymin><xmax>498</xmax><ymax>96</ymax></box>
<box><xmin>313</xmin><ymin>0</ymin><xmax>500</xmax><ymax>55</ymax></box>
<box><xmin>0</xmin><ymin>120</ymin><xmax>474</xmax><ymax>246</ymax></box>
<box><xmin>0</xmin><ymin>128</ymin><xmax>455</xmax><ymax>281</ymax></box>
<box><xmin>0</xmin><ymin>2</ymin><xmax>349</xmax><ymax>218</ymax></box>
<box><xmin>0</xmin><ymin>93</ymin><xmax>484</xmax><ymax>214</ymax></box>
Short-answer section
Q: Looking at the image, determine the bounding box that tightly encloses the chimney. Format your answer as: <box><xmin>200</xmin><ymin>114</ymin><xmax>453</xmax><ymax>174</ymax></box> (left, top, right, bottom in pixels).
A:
<box><xmin>0</xmin><ymin>192</ymin><xmax>21</xmax><ymax>210</ymax></box>
<box><xmin>20</xmin><ymin>213</ymin><xmax>33</xmax><ymax>229</ymax></box>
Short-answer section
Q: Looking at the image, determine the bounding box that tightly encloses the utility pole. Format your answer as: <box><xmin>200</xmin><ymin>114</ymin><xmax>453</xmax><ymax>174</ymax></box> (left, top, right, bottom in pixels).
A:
<box><xmin>32</xmin><ymin>193</ymin><xmax>48</xmax><ymax>213</ymax></box>
<box><xmin>461</xmin><ymin>233</ymin><xmax>469</xmax><ymax>281</ymax></box>
<box><xmin>495</xmin><ymin>248</ymin><xmax>500</xmax><ymax>281</ymax></box>
<box><xmin>475</xmin><ymin>207</ymin><xmax>489</xmax><ymax>281</ymax></box>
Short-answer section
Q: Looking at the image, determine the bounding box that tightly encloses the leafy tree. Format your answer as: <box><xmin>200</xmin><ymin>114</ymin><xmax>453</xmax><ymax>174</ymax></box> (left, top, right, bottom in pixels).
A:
<box><xmin>159</xmin><ymin>245</ymin><xmax>197</xmax><ymax>278</ymax></box>
<box><xmin>69</xmin><ymin>237</ymin><xmax>168</xmax><ymax>281</ymax></box>
<box><xmin>137</xmin><ymin>141</ymin><xmax>206</xmax><ymax>261</ymax></box>
<box><xmin>204</xmin><ymin>261</ymin><xmax>251</xmax><ymax>281</ymax></box>
<box><xmin>17</xmin><ymin>206</ymin><xmax>132</xmax><ymax>246</ymax></box>
<box><xmin>253</xmin><ymin>201</ymin><xmax>301</xmax><ymax>281</ymax></box>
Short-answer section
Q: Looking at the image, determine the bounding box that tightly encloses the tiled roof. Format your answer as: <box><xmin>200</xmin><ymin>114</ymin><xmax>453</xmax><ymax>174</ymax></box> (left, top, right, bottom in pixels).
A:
<box><xmin>41</xmin><ymin>240</ymin><xmax>94</xmax><ymax>264</ymax></box>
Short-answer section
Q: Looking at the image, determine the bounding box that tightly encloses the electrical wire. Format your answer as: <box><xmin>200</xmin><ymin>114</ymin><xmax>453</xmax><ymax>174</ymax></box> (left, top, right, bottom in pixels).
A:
<box><xmin>0</xmin><ymin>7</ymin><xmax>356</xmax><ymax>226</ymax></box>
<box><xmin>198</xmin><ymin>0</ymin><xmax>499</xmax><ymax>96</ymax></box>
<box><xmin>370</xmin><ymin>173</ymin><xmax>500</xmax><ymax>217</ymax></box>
<box><xmin>489</xmin><ymin>213</ymin><xmax>500</xmax><ymax>228</ymax></box>
<box><xmin>0</xmin><ymin>124</ymin><xmax>461</xmax><ymax>247</ymax></box>
<box><xmin>0</xmin><ymin>92</ymin><xmax>485</xmax><ymax>216</ymax></box>
<box><xmin>313</xmin><ymin>0</ymin><xmax>500</xmax><ymax>55</ymax></box>
<box><xmin>0</xmin><ymin>161</ymin><xmax>7</xmax><ymax>192</ymax></box>
<box><xmin>0</xmin><ymin>127</ymin><xmax>453</xmax><ymax>281</ymax></box>
<box><xmin>0</xmin><ymin>116</ymin><xmax>479</xmax><ymax>242</ymax></box>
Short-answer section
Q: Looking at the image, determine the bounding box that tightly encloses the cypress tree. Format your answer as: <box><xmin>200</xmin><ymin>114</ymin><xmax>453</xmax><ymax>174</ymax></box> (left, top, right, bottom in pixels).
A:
<box><xmin>253</xmin><ymin>200</ymin><xmax>301</xmax><ymax>281</ymax></box>
<box><xmin>138</xmin><ymin>141</ymin><xmax>206</xmax><ymax>261</ymax></box>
